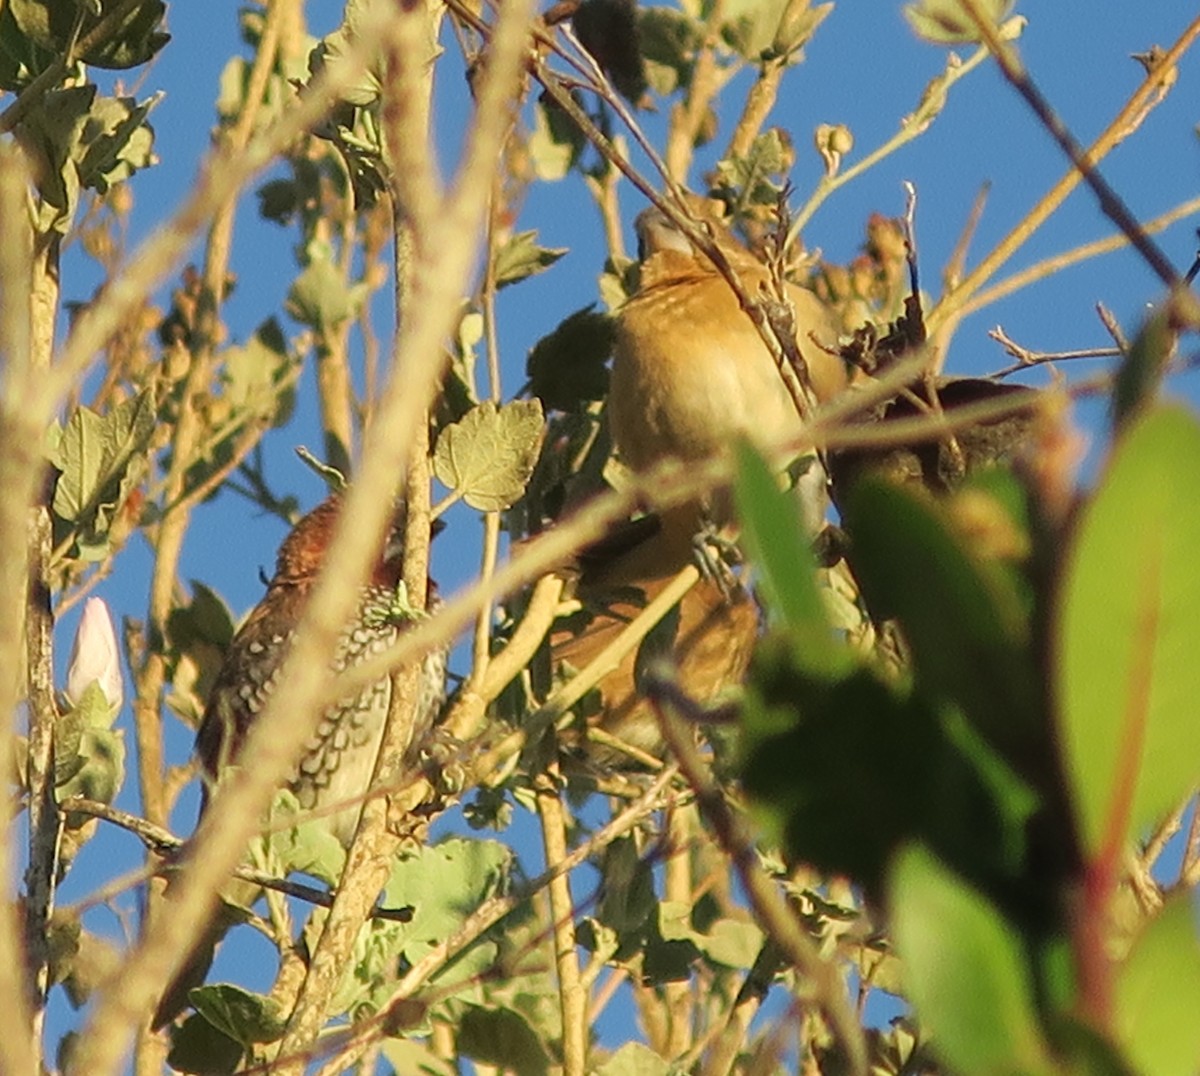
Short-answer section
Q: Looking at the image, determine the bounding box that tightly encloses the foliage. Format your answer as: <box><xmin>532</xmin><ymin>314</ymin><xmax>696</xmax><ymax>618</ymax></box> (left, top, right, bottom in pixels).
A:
<box><xmin>2</xmin><ymin>0</ymin><xmax>1199</xmax><ymax>1075</ymax></box>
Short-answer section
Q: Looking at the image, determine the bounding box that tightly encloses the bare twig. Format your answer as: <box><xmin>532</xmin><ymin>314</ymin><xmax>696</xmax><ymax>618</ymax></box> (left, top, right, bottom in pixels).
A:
<box><xmin>986</xmin><ymin>325</ymin><xmax>1121</xmax><ymax>379</ymax></box>
<box><xmin>943</xmin><ymin>183</ymin><xmax>990</xmax><ymax>292</ymax></box>
<box><xmin>59</xmin><ymin>798</ymin><xmax>415</xmax><ymax>921</ymax></box>
<box><xmin>653</xmin><ymin>696</ymin><xmax>868</xmax><ymax>1075</ymax></box>
<box><xmin>929</xmin><ymin>14</ymin><xmax>1200</xmax><ymax>336</ymax></box>
<box><xmin>1096</xmin><ymin>304</ymin><xmax>1130</xmax><ymax>354</ymax></box>
<box><xmin>537</xmin><ymin>765</ymin><xmax>588</xmax><ymax>1075</ymax></box>
<box><xmin>958</xmin><ymin>194</ymin><xmax>1200</xmax><ymax>321</ymax></box>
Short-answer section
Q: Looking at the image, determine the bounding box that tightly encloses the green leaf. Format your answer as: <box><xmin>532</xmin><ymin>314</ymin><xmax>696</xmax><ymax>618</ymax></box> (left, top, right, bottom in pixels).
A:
<box><xmin>767</xmin><ymin>0</ymin><xmax>831</xmax><ymax>60</ymax></box>
<box><xmin>382</xmin><ymin>838</ymin><xmax>511</xmax><ymax>956</ymax></box>
<box><xmin>525</xmin><ymin>306</ymin><xmax>613</xmax><ymax>412</ymax></box>
<box><xmin>713</xmin><ymin>128</ymin><xmax>792</xmax><ymax>210</ymax></box>
<box><xmin>169</xmin><ymin>583</ymin><xmax>236</xmax><ymax>652</ymax></box>
<box><xmin>572</xmin><ymin>0</ymin><xmax>647</xmax><ymax>103</ymax></box>
<box><xmin>528</xmin><ymin>96</ymin><xmax>585</xmax><ymax>180</ymax></box>
<box><xmin>740</xmin><ymin>645</ymin><xmax>940</xmax><ymax>894</ymax></box>
<box><xmin>843</xmin><ymin>476</ymin><xmax>1041</xmax><ymax>768</ymax></box>
<box><xmin>1057</xmin><ymin>405</ymin><xmax>1200</xmax><ymax>855</ymax></box>
<box><xmin>434</xmin><ymin>399</ymin><xmax>544</xmax><ymax>511</ymax></box>
<box><xmin>637</xmin><ymin>8</ymin><xmax>698</xmax><ymax>95</ymax></box>
<box><xmin>890</xmin><ymin>845</ymin><xmax>1055</xmax><ymax>1076</ymax></box>
<box><xmin>51</xmin><ymin>392</ymin><xmax>154</xmax><ymax>525</ymax></box>
<box><xmin>458</xmin><ymin>1006</ymin><xmax>549</xmax><ymax>1075</ymax></box>
<box><xmin>9</xmin><ymin>0</ymin><xmax>168</xmax><ymax>70</ymax></box>
<box><xmin>691</xmin><ymin>915</ymin><xmax>764</xmax><ymax>969</ymax></box>
<box><xmin>1115</xmin><ymin>897</ymin><xmax>1200</xmax><ymax>1076</ymax></box>
<box><xmin>257</xmin><ymin>790</ymin><xmax>347</xmax><ymax>887</ymax></box>
<box><xmin>222</xmin><ymin>319</ymin><xmax>296</xmax><ymax>427</ymax></box>
<box><xmin>596</xmin><ymin>836</ymin><xmax>656</xmax><ymax>936</ymax></box>
<box><xmin>492</xmin><ymin>230</ymin><xmax>568</xmax><ymax>290</ymax></box>
<box><xmin>56</xmin><ymin>728</ymin><xmax>125</xmax><ymax>807</ymax></box>
<box><xmin>741</xmin><ymin>634</ymin><xmax>1043</xmax><ymax>910</ymax></box>
<box><xmin>285</xmin><ymin>252</ymin><xmax>366</xmax><ymax>332</ymax></box>
<box><xmin>309</xmin><ymin>2</ymin><xmax>385</xmax><ymax>108</ymax></box>
<box><xmin>166</xmin><ymin>1012</ymin><xmax>243</xmax><ymax>1076</ymax></box>
<box><xmin>1111</xmin><ymin>300</ymin><xmax>1177</xmax><ymax>432</ymax></box>
<box><xmin>189</xmin><ymin>983</ymin><xmax>286</xmax><ymax>1046</ymax></box>
<box><xmin>733</xmin><ymin>440</ymin><xmax>849</xmax><ymax>679</ymax></box>
<box><xmin>0</xmin><ymin>4</ymin><xmax>57</xmax><ymax>90</ymax></box>
<box><xmin>18</xmin><ymin>85</ymin><xmax>93</xmax><ymax>225</ymax></box>
<box><xmin>19</xmin><ymin>87</ymin><xmax>158</xmax><ymax>231</ymax></box>
<box><xmin>904</xmin><ymin>0</ymin><xmax>1014</xmax><ymax>44</ymax></box>
<box><xmin>595</xmin><ymin>1042</ymin><xmax>673</xmax><ymax>1076</ymax></box>
<box><xmin>719</xmin><ymin>0</ymin><xmax>801</xmax><ymax>59</ymax></box>
<box><xmin>75</xmin><ymin>92</ymin><xmax>160</xmax><ymax>194</ymax></box>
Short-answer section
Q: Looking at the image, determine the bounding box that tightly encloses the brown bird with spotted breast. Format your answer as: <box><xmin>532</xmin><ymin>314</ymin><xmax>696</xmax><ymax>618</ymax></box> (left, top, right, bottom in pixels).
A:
<box><xmin>155</xmin><ymin>493</ymin><xmax>445</xmax><ymax>1027</ymax></box>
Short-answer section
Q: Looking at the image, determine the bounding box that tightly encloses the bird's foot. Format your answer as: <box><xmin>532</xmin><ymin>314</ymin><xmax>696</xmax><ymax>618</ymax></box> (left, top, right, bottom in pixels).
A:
<box><xmin>692</xmin><ymin>524</ymin><xmax>742</xmax><ymax>599</ymax></box>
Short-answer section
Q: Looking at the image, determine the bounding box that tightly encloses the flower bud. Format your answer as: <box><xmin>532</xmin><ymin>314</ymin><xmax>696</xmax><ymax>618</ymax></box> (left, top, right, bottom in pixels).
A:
<box><xmin>66</xmin><ymin>598</ymin><xmax>123</xmax><ymax>713</ymax></box>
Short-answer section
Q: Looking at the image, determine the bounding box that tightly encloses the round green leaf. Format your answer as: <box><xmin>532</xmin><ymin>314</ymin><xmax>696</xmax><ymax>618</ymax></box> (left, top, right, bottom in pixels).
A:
<box><xmin>1116</xmin><ymin>897</ymin><xmax>1200</xmax><ymax>1076</ymax></box>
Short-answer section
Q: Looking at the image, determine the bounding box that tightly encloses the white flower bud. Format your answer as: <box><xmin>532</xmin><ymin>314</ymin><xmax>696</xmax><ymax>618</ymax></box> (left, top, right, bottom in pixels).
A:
<box><xmin>66</xmin><ymin>598</ymin><xmax>123</xmax><ymax>713</ymax></box>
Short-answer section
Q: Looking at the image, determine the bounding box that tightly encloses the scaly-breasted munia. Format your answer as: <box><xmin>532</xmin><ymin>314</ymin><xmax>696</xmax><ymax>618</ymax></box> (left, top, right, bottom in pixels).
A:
<box><xmin>155</xmin><ymin>494</ymin><xmax>444</xmax><ymax>1027</ymax></box>
<box><xmin>194</xmin><ymin>494</ymin><xmax>444</xmax><ymax>842</ymax></box>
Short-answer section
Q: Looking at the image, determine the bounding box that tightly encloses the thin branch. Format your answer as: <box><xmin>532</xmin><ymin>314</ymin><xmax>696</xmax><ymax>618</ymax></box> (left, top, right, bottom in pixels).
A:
<box><xmin>0</xmin><ymin>141</ymin><xmax>43</xmax><ymax>1076</ymax></box>
<box><xmin>788</xmin><ymin>44</ymin><xmax>993</xmax><ymax>243</ymax></box>
<box><xmin>59</xmin><ymin>798</ymin><xmax>415</xmax><ymax>921</ymax></box>
<box><xmin>959</xmin><ymin>194</ymin><xmax>1200</xmax><ymax>321</ymax></box>
<box><xmin>942</xmin><ymin>183</ymin><xmax>990</xmax><ymax>293</ymax></box>
<box><xmin>986</xmin><ymin>325</ymin><xmax>1121</xmax><ymax>379</ymax></box>
<box><xmin>928</xmin><ymin>13</ymin><xmax>1200</xmax><ymax>336</ymax></box>
<box><xmin>537</xmin><ymin>765</ymin><xmax>588</xmax><ymax>1075</ymax></box>
<box><xmin>653</xmin><ymin>695</ymin><xmax>868</xmax><ymax>1075</ymax></box>
<box><xmin>958</xmin><ymin>0</ymin><xmax>1178</xmax><ymax>289</ymax></box>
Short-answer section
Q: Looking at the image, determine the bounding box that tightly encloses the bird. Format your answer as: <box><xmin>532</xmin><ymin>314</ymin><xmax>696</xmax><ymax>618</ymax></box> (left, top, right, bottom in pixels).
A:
<box><xmin>194</xmin><ymin>494</ymin><xmax>444</xmax><ymax>841</ymax></box>
<box><xmin>551</xmin><ymin>512</ymin><xmax>759</xmax><ymax>768</ymax></box>
<box><xmin>608</xmin><ymin>199</ymin><xmax>848</xmax><ymax>482</ymax></box>
<box><xmin>546</xmin><ymin>199</ymin><xmax>844</xmax><ymax>767</ymax></box>
<box><xmin>155</xmin><ymin>493</ymin><xmax>445</xmax><ymax>1026</ymax></box>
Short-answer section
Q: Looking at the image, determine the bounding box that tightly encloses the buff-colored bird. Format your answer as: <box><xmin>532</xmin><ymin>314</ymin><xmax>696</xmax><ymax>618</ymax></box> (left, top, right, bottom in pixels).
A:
<box><xmin>551</xmin><ymin>199</ymin><xmax>843</xmax><ymax>765</ymax></box>
<box><xmin>552</xmin><ymin>512</ymin><xmax>758</xmax><ymax>766</ymax></box>
<box><xmin>608</xmin><ymin>201</ymin><xmax>846</xmax><ymax>478</ymax></box>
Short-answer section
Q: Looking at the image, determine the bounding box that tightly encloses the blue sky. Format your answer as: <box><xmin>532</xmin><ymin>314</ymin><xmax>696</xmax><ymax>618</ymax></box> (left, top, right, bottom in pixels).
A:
<box><xmin>44</xmin><ymin>0</ymin><xmax>1200</xmax><ymax>1056</ymax></box>
<box><xmin>97</xmin><ymin>0</ymin><xmax>1200</xmax><ymax>631</ymax></box>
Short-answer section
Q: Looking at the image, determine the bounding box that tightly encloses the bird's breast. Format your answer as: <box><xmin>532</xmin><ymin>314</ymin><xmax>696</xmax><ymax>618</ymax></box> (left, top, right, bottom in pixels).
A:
<box><xmin>611</xmin><ymin>276</ymin><xmax>799</xmax><ymax>470</ymax></box>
